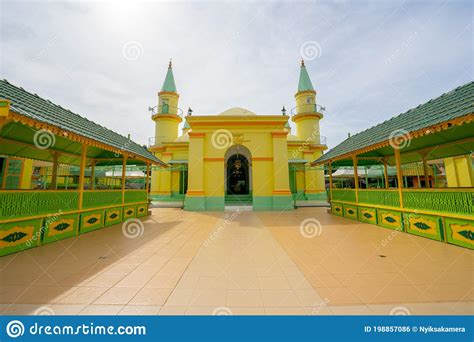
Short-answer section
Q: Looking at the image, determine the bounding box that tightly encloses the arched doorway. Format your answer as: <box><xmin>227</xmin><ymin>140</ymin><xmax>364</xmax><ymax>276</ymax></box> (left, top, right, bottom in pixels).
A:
<box><xmin>225</xmin><ymin>145</ymin><xmax>252</xmax><ymax>204</ymax></box>
<box><xmin>227</xmin><ymin>155</ymin><xmax>250</xmax><ymax>195</ymax></box>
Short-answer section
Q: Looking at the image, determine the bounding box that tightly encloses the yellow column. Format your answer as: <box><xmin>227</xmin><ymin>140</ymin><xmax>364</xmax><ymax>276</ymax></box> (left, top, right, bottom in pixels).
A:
<box><xmin>272</xmin><ymin>132</ymin><xmax>291</xmax><ymax>195</ymax></box>
<box><xmin>78</xmin><ymin>144</ymin><xmax>88</xmax><ymax>210</ymax></box>
<box><xmin>187</xmin><ymin>133</ymin><xmax>204</xmax><ymax>194</ymax></box>
<box><xmin>89</xmin><ymin>160</ymin><xmax>96</xmax><ymax>190</ymax></box>
<box><xmin>394</xmin><ymin>146</ymin><xmax>404</xmax><ymax>208</ymax></box>
<box><xmin>328</xmin><ymin>162</ymin><xmax>333</xmax><ymax>201</ymax></box>
<box><xmin>158</xmin><ymin>152</ymin><xmax>172</xmax><ymax>197</ymax></box>
<box><xmin>51</xmin><ymin>152</ymin><xmax>60</xmax><ymax>190</ymax></box>
<box><xmin>121</xmin><ymin>155</ymin><xmax>128</xmax><ymax>205</ymax></box>
<box><xmin>383</xmin><ymin>159</ymin><xmax>389</xmax><ymax>189</ymax></box>
<box><xmin>145</xmin><ymin>162</ymin><xmax>150</xmax><ymax>193</ymax></box>
<box><xmin>422</xmin><ymin>158</ymin><xmax>430</xmax><ymax>188</ymax></box>
<box><xmin>185</xmin><ymin>132</ymin><xmax>205</xmax><ymax>210</ymax></box>
<box><xmin>352</xmin><ymin>154</ymin><xmax>359</xmax><ymax>204</ymax></box>
<box><xmin>444</xmin><ymin>154</ymin><xmax>474</xmax><ymax>187</ymax></box>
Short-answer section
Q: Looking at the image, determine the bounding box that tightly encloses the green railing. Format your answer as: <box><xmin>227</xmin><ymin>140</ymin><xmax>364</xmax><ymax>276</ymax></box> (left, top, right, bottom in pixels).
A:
<box><xmin>403</xmin><ymin>189</ymin><xmax>474</xmax><ymax>215</ymax></box>
<box><xmin>124</xmin><ymin>190</ymin><xmax>148</xmax><ymax>204</ymax></box>
<box><xmin>0</xmin><ymin>189</ymin><xmax>148</xmax><ymax>221</ymax></box>
<box><xmin>358</xmin><ymin>189</ymin><xmax>400</xmax><ymax>207</ymax></box>
<box><xmin>330</xmin><ymin>188</ymin><xmax>474</xmax><ymax>216</ymax></box>
<box><xmin>82</xmin><ymin>190</ymin><xmax>123</xmax><ymax>209</ymax></box>
<box><xmin>331</xmin><ymin>189</ymin><xmax>356</xmax><ymax>203</ymax></box>
<box><xmin>0</xmin><ymin>190</ymin><xmax>79</xmax><ymax>219</ymax></box>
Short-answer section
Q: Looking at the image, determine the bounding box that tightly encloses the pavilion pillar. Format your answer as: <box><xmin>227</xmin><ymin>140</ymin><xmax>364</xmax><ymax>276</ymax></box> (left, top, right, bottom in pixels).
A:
<box><xmin>89</xmin><ymin>160</ymin><xmax>96</xmax><ymax>190</ymax></box>
<box><xmin>383</xmin><ymin>158</ymin><xmax>389</xmax><ymax>188</ymax></box>
<box><xmin>121</xmin><ymin>155</ymin><xmax>128</xmax><ymax>205</ymax></box>
<box><xmin>51</xmin><ymin>151</ymin><xmax>60</xmax><ymax>190</ymax></box>
<box><xmin>422</xmin><ymin>157</ymin><xmax>430</xmax><ymax>188</ymax></box>
<box><xmin>352</xmin><ymin>154</ymin><xmax>359</xmax><ymax>204</ymax></box>
<box><xmin>328</xmin><ymin>162</ymin><xmax>333</xmax><ymax>202</ymax></box>
<box><xmin>78</xmin><ymin>144</ymin><xmax>88</xmax><ymax>210</ymax></box>
<box><xmin>145</xmin><ymin>162</ymin><xmax>150</xmax><ymax>193</ymax></box>
<box><xmin>394</xmin><ymin>146</ymin><xmax>404</xmax><ymax>208</ymax></box>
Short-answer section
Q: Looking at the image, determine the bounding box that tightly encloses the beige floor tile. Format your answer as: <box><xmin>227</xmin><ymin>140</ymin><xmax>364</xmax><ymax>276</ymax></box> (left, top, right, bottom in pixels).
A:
<box><xmin>129</xmin><ymin>288</ymin><xmax>172</xmax><ymax>306</ymax></box>
<box><xmin>226</xmin><ymin>289</ymin><xmax>263</xmax><ymax>307</ymax></box>
<box><xmin>329</xmin><ymin>305</ymin><xmax>374</xmax><ymax>315</ymax></box>
<box><xmin>1</xmin><ymin>208</ymin><xmax>471</xmax><ymax>316</ymax></box>
<box><xmin>229</xmin><ymin>307</ymin><xmax>265</xmax><ymax>315</ymax></box>
<box><xmin>258</xmin><ymin>276</ymin><xmax>291</xmax><ymax>290</ymax></box>
<box><xmin>294</xmin><ymin>289</ymin><xmax>324</xmax><ymax>306</ymax></box>
<box><xmin>227</xmin><ymin>275</ymin><xmax>260</xmax><ymax>290</ymax></box>
<box><xmin>260</xmin><ymin>289</ymin><xmax>301</xmax><ymax>307</ymax></box>
<box><xmin>79</xmin><ymin>305</ymin><xmax>124</xmax><ymax>315</ymax></box>
<box><xmin>164</xmin><ymin>289</ymin><xmax>194</xmax><ymax>306</ymax></box>
<box><xmin>54</xmin><ymin>287</ymin><xmax>108</xmax><ymax>305</ymax></box>
<box><xmin>158</xmin><ymin>306</ymin><xmax>187</xmax><ymax>315</ymax></box>
<box><xmin>265</xmin><ymin>307</ymin><xmax>307</xmax><ymax>315</ymax></box>
<box><xmin>189</xmin><ymin>289</ymin><xmax>227</xmax><ymax>307</ymax></box>
<box><xmin>94</xmin><ymin>287</ymin><xmax>140</xmax><ymax>305</ymax></box>
<box><xmin>118</xmin><ymin>305</ymin><xmax>161</xmax><ymax>315</ymax></box>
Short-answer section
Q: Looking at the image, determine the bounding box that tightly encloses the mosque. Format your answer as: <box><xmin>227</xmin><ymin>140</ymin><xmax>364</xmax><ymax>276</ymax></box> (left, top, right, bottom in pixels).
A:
<box><xmin>149</xmin><ymin>60</ymin><xmax>328</xmax><ymax>211</ymax></box>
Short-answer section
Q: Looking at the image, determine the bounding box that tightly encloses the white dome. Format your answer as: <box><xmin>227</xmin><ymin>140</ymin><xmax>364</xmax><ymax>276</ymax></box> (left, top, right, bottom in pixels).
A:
<box><xmin>218</xmin><ymin>107</ymin><xmax>256</xmax><ymax>116</ymax></box>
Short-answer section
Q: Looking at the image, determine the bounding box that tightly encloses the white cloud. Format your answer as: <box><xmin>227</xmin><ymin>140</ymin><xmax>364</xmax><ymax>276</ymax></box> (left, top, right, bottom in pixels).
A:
<box><xmin>1</xmin><ymin>0</ymin><xmax>472</xmax><ymax>148</ymax></box>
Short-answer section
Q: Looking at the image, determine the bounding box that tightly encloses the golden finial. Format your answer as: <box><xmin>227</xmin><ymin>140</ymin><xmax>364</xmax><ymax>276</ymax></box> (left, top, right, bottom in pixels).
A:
<box><xmin>169</xmin><ymin>58</ymin><xmax>172</xmax><ymax>68</ymax></box>
<box><xmin>301</xmin><ymin>58</ymin><xmax>305</xmax><ymax>67</ymax></box>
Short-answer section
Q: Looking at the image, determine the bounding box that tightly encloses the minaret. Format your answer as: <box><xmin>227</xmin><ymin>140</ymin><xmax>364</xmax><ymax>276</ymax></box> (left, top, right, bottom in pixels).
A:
<box><xmin>153</xmin><ymin>59</ymin><xmax>182</xmax><ymax>144</ymax></box>
<box><xmin>292</xmin><ymin>59</ymin><xmax>323</xmax><ymax>144</ymax></box>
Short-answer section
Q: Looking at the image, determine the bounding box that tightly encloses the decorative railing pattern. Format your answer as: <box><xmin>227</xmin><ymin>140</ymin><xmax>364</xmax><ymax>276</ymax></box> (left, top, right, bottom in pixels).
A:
<box><xmin>330</xmin><ymin>188</ymin><xmax>473</xmax><ymax>216</ymax></box>
<box><xmin>83</xmin><ymin>190</ymin><xmax>123</xmax><ymax>209</ymax></box>
<box><xmin>403</xmin><ymin>190</ymin><xmax>474</xmax><ymax>215</ymax></box>
<box><xmin>358</xmin><ymin>190</ymin><xmax>400</xmax><ymax>207</ymax></box>
<box><xmin>124</xmin><ymin>190</ymin><xmax>147</xmax><ymax>204</ymax></box>
<box><xmin>0</xmin><ymin>191</ymin><xmax>79</xmax><ymax>219</ymax></box>
<box><xmin>331</xmin><ymin>189</ymin><xmax>356</xmax><ymax>203</ymax></box>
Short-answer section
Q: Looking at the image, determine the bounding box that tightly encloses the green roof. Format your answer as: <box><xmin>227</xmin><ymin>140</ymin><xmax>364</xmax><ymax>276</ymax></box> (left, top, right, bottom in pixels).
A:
<box><xmin>0</xmin><ymin>79</ymin><xmax>163</xmax><ymax>165</ymax></box>
<box><xmin>298</xmin><ymin>62</ymin><xmax>314</xmax><ymax>92</ymax></box>
<box><xmin>161</xmin><ymin>64</ymin><xmax>177</xmax><ymax>92</ymax></box>
<box><xmin>316</xmin><ymin>81</ymin><xmax>474</xmax><ymax>164</ymax></box>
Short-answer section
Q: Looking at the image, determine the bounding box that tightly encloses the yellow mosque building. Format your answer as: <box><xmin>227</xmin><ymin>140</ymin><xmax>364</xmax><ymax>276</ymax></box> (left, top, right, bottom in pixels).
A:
<box><xmin>149</xmin><ymin>60</ymin><xmax>328</xmax><ymax>210</ymax></box>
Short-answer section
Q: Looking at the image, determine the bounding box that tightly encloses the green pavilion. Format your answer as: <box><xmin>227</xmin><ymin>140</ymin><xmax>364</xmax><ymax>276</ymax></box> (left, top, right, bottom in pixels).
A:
<box><xmin>0</xmin><ymin>79</ymin><xmax>165</xmax><ymax>257</ymax></box>
<box><xmin>314</xmin><ymin>81</ymin><xmax>474</xmax><ymax>250</ymax></box>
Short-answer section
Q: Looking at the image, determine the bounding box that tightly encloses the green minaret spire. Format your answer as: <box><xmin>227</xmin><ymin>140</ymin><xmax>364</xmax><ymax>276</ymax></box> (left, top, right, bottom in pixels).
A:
<box><xmin>297</xmin><ymin>59</ymin><xmax>314</xmax><ymax>92</ymax></box>
<box><xmin>161</xmin><ymin>59</ymin><xmax>177</xmax><ymax>92</ymax></box>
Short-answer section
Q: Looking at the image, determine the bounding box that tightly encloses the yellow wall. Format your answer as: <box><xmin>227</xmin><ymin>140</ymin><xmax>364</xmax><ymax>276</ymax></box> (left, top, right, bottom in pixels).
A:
<box><xmin>444</xmin><ymin>154</ymin><xmax>474</xmax><ymax>187</ymax></box>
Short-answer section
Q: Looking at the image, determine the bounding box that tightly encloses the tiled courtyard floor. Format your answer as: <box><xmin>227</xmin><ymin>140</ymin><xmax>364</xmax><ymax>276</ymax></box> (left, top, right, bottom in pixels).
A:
<box><xmin>0</xmin><ymin>208</ymin><xmax>472</xmax><ymax>315</ymax></box>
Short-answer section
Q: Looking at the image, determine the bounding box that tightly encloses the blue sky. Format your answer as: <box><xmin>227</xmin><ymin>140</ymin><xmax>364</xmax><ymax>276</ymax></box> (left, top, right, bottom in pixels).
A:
<box><xmin>1</xmin><ymin>0</ymin><xmax>472</xmax><ymax>148</ymax></box>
